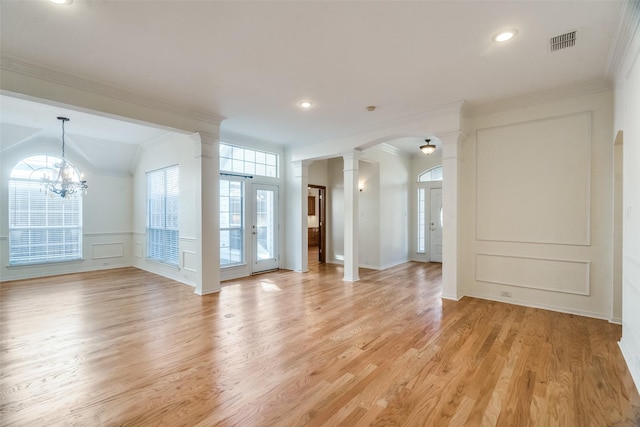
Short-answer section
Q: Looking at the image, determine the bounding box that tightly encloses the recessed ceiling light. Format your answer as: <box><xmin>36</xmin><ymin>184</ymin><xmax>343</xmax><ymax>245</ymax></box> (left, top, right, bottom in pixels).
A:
<box><xmin>50</xmin><ymin>0</ymin><xmax>73</xmax><ymax>4</ymax></box>
<box><xmin>492</xmin><ymin>29</ymin><xmax>518</xmax><ymax>43</ymax></box>
<box><xmin>299</xmin><ymin>101</ymin><xmax>313</xmax><ymax>109</ymax></box>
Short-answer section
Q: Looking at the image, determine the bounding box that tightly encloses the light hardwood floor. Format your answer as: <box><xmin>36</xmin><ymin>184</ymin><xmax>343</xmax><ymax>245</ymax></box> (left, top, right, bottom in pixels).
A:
<box><xmin>1</xmin><ymin>262</ymin><xmax>639</xmax><ymax>426</ymax></box>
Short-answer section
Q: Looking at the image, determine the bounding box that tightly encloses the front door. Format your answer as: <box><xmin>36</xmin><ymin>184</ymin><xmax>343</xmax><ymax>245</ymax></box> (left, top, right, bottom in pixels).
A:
<box><xmin>429</xmin><ymin>188</ymin><xmax>443</xmax><ymax>262</ymax></box>
<box><xmin>252</xmin><ymin>184</ymin><xmax>279</xmax><ymax>273</ymax></box>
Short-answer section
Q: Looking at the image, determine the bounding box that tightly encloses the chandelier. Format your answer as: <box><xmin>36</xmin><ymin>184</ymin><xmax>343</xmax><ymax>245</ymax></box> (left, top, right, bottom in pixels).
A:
<box><xmin>41</xmin><ymin>116</ymin><xmax>88</xmax><ymax>198</ymax></box>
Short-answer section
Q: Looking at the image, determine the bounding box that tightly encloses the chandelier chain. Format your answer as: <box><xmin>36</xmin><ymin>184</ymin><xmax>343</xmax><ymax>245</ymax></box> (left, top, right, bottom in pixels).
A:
<box><xmin>41</xmin><ymin>116</ymin><xmax>88</xmax><ymax>198</ymax></box>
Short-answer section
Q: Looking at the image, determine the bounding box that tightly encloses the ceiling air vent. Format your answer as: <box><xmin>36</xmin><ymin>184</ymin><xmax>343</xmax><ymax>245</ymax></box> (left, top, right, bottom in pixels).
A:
<box><xmin>550</xmin><ymin>31</ymin><xmax>577</xmax><ymax>52</ymax></box>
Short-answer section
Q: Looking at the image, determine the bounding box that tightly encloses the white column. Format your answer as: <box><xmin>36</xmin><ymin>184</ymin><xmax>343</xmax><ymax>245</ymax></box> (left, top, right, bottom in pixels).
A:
<box><xmin>291</xmin><ymin>160</ymin><xmax>310</xmax><ymax>272</ymax></box>
<box><xmin>343</xmin><ymin>151</ymin><xmax>360</xmax><ymax>282</ymax></box>
<box><xmin>194</xmin><ymin>131</ymin><xmax>220</xmax><ymax>295</ymax></box>
<box><xmin>441</xmin><ymin>132</ymin><xmax>465</xmax><ymax>300</ymax></box>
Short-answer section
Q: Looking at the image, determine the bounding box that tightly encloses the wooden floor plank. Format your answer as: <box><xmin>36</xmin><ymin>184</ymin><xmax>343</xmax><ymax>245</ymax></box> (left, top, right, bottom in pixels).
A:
<box><xmin>1</xmin><ymin>263</ymin><xmax>639</xmax><ymax>426</ymax></box>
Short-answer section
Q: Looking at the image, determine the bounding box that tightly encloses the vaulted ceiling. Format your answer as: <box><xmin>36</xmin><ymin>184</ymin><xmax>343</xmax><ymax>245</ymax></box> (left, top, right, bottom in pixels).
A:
<box><xmin>0</xmin><ymin>0</ymin><xmax>626</xmax><ymax>170</ymax></box>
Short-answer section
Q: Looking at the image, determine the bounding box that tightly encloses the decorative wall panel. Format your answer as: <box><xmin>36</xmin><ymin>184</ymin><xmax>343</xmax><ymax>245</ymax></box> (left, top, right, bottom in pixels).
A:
<box><xmin>476</xmin><ymin>253</ymin><xmax>590</xmax><ymax>295</ymax></box>
<box><xmin>92</xmin><ymin>242</ymin><xmax>125</xmax><ymax>260</ymax></box>
<box><xmin>476</xmin><ymin>112</ymin><xmax>591</xmax><ymax>245</ymax></box>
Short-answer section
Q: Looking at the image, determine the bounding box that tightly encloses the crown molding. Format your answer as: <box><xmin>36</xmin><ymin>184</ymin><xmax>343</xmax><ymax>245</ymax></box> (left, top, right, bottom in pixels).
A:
<box><xmin>0</xmin><ymin>55</ymin><xmax>225</xmax><ymax>127</ymax></box>
<box><xmin>466</xmin><ymin>79</ymin><xmax>612</xmax><ymax>118</ymax></box>
<box><xmin>605</xmin><ymin>0</ymin><xmax>640</xmax><ymax>81</ymax></box>
<box><xmin>459</xmin><ymin>100</ymin><xmax>473</xmax><ymax>119</ymax></box>
<box><xmin>439</xmin><ymin>130</ymin><xmax>468</xmax><ymax>146</ymax></box>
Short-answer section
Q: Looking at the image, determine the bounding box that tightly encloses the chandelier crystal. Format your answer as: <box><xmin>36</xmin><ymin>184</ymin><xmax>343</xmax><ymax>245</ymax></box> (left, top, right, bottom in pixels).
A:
<box><xmin>41</xmin><ymin>117</ymin><xmax>88</xmax><ymax>198</ymax></box>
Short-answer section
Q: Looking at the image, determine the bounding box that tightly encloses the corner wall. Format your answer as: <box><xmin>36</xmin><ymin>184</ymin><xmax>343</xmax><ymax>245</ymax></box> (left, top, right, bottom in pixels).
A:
<box><xmin>131</xmin><ymin>133</ymin><xmax>200</xmax><ymax>286</ymax></box>
<box><xmin>1</xmin><ymin>140</ymin><xmax>133</xmax><ymax>281</ymax></box>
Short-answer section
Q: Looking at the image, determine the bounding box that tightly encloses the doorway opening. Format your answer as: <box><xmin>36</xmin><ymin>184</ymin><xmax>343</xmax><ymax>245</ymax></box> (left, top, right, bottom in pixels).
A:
<box><xmin>417</xmin><ymin>166</ymin><xmax>443</xmax><ymax>264</ymax></box>
<box><xmin>308</xmin><ymin>185</ymin><xmax>326</xmax><ymax>266</ymax></box>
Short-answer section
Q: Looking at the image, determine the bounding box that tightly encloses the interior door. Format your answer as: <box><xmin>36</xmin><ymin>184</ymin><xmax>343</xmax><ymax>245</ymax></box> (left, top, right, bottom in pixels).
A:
<box><xmin>252</xmin><ymin>184</ymin><xmax>279</xmax><ymax>273</ymax></box>
<box><xmin>429</xmin><ymin>188</ymin><xmax>443</xmax><ymax>262</ymax></box>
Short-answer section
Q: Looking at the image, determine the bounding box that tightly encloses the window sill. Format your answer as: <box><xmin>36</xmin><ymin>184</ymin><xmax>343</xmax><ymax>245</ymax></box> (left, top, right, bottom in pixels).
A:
<box><xmin>221</xmin><ymin>263</ymin><xmax>247</xmax><ymax>270</ymax></box>
<box><xmin>7</xmin><ymin>258</ymin><xmax>85</xmax><ymax>269</ymax></box>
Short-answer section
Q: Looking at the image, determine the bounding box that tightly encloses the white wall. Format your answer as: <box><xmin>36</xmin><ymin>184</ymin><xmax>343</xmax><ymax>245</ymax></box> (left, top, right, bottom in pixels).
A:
<box><xmin>1</xmin><ymin>139</ymin><xmax>133</xmax><ymax>281</ymax></box>
<box><xmin>616</xmin><ymin>10</ymin><xmax>640</xmax><ymax>392</ymax></box>
<box><xmin>309</xmin><ymin>159</ymin><xmax>328</xmax><ymax>186</ymax></box>
<box><xmin>357</xmin><ymin>160</ymin><xmax>380</xmax><ymax>268</ymax></box>
<box><xmin>131</xmin><ymin>133</ymin><xmax>199</xmax><ymax>286</ymax></box>
<box><xmin>361</xmin><ymin>146</ymin><xmax>411</xmax><ymax>269</ymax></box>
<box><xmin>283</xmin><ymin>149</ymin><xmax>305</xmax><ymax>272</ymax></box>
<box><xmin>613</xmin><ymin>136</ymin><xmax>623</xmax><ymax>323</ymax></box>
<box><xmin>460</xmin><ymin>90</ymin><xmax>615</xmax><ymax>320</ymax></box>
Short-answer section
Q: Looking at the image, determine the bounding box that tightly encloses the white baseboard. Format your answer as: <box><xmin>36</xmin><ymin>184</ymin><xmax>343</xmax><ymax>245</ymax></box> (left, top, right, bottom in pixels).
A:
<box><xmin>463</xmin><ymin>291</ymin><xmax>611</xmax><ymax>321</ymax></box>
<box><xmin>441</xmin><ymin>292</ymin><xmax>462</xmax><ymax>301</ymax></box>
<box><xmin>619</xmin><ymin>338</ymin><xmax>640</xmax><ymax>395</ymax></box>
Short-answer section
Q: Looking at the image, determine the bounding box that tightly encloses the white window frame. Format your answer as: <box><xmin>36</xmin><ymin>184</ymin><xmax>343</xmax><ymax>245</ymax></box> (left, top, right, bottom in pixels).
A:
<box><xmin>146</xmin><ymin>165</ymin><xmax>179</xmax><ymax>267</ymax></box>
<box><xmin>418</xmin><ymin>166</ymin><xmax>443</xmax><ymax>182</ymax></box>
<box><xmin>417</xmin><ymin>188</ymin><xmax>426</xmax><ymax>253</ymax></box>
<box><xmin>220</xmin><ymin>177</ymin><xmax>245</xmax><ymax>267</ymax></box>
<box><xmin>220</xmin><ymin>143</ymin><xmax>279</xmax><ymax>178</ymax></box>
<box><xmin>8</xmin><ymin>155</ymin><xmax>83</xmax><ymax>266</ymax></box>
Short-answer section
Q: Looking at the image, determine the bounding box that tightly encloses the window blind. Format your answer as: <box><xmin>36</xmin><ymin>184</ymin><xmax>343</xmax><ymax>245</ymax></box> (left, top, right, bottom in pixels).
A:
<box><xmin>9</xmin><ymin>169</ymin><xmax>82</xmax><ymax>265</ymax></box>
<box><xmin>146</xmin><ymin>165</ymin><xmax>179</xmax><ymax>266</ymax></box>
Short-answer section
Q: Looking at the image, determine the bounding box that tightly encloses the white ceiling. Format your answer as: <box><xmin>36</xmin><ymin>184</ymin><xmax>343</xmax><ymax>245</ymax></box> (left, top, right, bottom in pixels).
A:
<box><xmin>0</xmin><ymin>0</ymin><xmax>625</xmax><ymax>167</ymax></box>
<box><xmin>0</xmin><ymin>95</ymin><xmax>179</xmax><ymax>175</ymax></box>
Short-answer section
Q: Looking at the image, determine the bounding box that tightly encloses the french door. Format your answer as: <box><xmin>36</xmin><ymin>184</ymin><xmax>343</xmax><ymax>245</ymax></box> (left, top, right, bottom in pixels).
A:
<box><xmin>251</xmin><ymin>184</ymin><xmax>279</xmax><ymax>273</ymax></box>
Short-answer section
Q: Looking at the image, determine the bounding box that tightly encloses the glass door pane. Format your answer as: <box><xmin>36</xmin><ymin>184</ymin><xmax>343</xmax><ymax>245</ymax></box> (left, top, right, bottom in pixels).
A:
<box><xmin>252</xmin><ymin>184</ymin><xmax>278</xmax><ymax>272</ymax></box>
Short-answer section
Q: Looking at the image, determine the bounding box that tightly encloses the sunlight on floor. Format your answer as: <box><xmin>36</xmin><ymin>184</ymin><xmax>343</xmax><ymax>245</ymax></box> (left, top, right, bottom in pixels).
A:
<box><xmin>260</xmin><ymin>280</ymin><xmax>281</xmax><ymax>292</ymax></box>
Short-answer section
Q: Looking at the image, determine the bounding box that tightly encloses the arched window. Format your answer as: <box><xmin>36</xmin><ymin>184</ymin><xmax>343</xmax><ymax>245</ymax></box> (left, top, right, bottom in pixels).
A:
<box><xmin>418</xmin><ymin>165</ymin><xmax>443</xmax><ymax>182</ymax></box>
<box><xmin>8</xmin><ymin>155</ymin><xmax>83</xmax><ymax>265</ymax></box>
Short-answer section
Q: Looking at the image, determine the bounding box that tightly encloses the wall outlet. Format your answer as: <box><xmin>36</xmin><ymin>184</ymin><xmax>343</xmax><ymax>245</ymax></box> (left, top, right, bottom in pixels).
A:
<box><xmin>500</xmin><ymin>291</ymin><xmax>512</xmax><ymax>298</ymax></box>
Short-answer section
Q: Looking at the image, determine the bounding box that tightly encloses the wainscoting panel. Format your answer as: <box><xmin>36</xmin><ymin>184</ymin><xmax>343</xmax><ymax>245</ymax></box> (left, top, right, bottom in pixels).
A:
<box><xmin>134</xmin><ymin>242</ymin><xmax>143</xmax><ymax>259</ymax></box>
<box><xmin>182</xmin><ymin>251</ymin><xmax>197</xmax><ymax>273</ymax></box>
<box><xmin>476</xmin><ymin>112</ymin><xmax>591</xmax><ymax>245</ymax></box>
<box><xmin>92</xmin><ymin>243</ymin><xmax>125</xmax><ymax>260</ymax></box>
<box><xmin>624</xmin><ymin>255</ymin><xmax>640</xmax><ymax>293</ymax></box>
<box><xmin>476</xmin><ymin>253</ymin><xmax>590</xmax><ymax>295</ymax></box>
<box><xmin>624</xmin><ymin>256</ymin><xmax>640</xmax><ymax>342</ymax></box>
